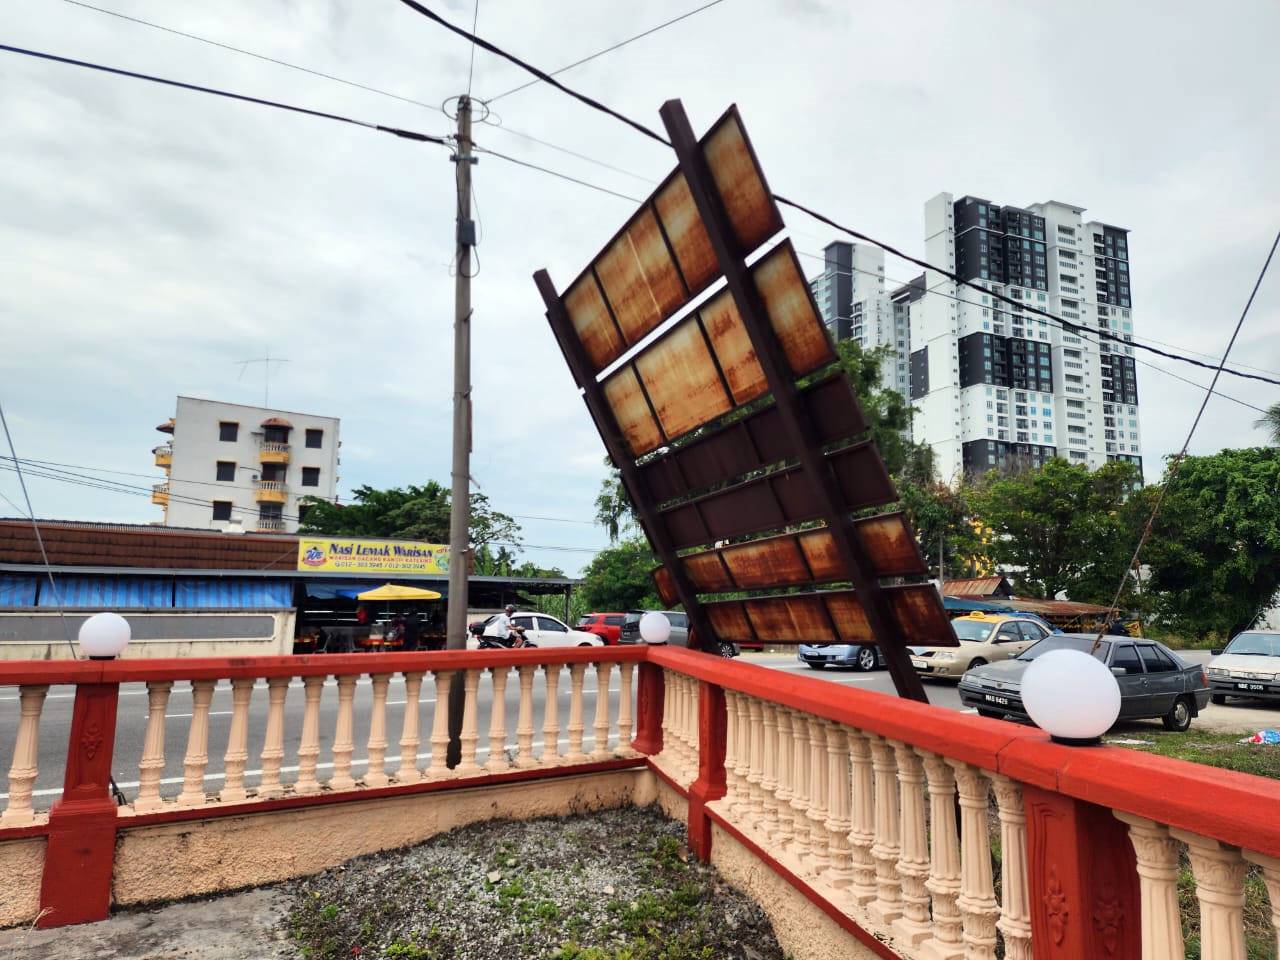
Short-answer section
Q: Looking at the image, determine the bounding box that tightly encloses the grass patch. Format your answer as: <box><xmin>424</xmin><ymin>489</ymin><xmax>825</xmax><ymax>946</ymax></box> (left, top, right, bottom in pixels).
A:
<box><xmin>1110</xmin><ymin>731</ymin><xmax>1280</xmax><ymax>780</ymax></box>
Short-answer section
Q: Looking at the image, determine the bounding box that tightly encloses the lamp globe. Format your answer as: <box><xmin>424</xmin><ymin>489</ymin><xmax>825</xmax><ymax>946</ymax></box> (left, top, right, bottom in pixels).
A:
<box><xmin>78</xmin><ymin>612</ymin><xmax>131</xmax><ymax>660</ymax></box>
<box><xmin>638</xmin><ymin>611</ymin><xmax>671</xmax><ymax>645</ymax></box>
<box><xmin>1021</xmin><ymin>647</ymin><xmax>1120</xmax><ymax>745</ymax></box>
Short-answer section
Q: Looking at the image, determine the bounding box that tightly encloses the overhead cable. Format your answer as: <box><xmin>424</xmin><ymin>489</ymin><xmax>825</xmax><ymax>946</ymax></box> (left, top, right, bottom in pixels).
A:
<box><xmin>474</xmin><ymin>146</ymin><xmax>642</xmax><ymax>203</ymax></box>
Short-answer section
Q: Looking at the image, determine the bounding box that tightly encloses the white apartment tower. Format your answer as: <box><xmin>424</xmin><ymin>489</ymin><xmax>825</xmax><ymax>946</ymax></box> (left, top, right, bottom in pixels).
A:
<box><xmin>908</xmin><ymin>193</ymin><xmax>1141</xmax><ymax>480</ymax></box>
<box><xmin>808</xmin><ymin>241</ymin><xmax>909</xmax><ymax>395</ymax></box>
<box><xmin>151</xmin><ymin>397</ymin><xmax>340</xmax><ymax>533</ymax></box>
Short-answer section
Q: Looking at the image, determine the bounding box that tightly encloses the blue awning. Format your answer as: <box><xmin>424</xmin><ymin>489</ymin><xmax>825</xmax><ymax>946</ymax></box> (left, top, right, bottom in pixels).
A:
<box><xmin>40</xmin><ymin>575</ymin><xmax>172</xmax><ymax>608</ymax></box>
<box><xmin>0</xmin><ymin>574</ymin><xmax>38</xmax><ymax>606</ymax></box>
<box><xmin>943</xmin><ymin>595</ymin><xmax>1013</xmax><ymax>613</ymax></box>
<box><xmin>175</xmin><ymin>578</ymin><xmax>293</xmax><ymax>609</ymax></box>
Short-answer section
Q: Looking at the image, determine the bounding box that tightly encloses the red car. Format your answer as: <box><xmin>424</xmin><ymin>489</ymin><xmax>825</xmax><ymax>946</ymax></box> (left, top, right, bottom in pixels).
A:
<box><xmin>575</xmin><ymin>612</ymin><xmax>625</xmax><ymax>644</ymax></box>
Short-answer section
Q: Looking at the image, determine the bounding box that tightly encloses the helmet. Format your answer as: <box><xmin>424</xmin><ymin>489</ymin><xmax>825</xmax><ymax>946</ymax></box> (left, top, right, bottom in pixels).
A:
<box><xmin>504</xmin><ymin>604</ymin><xmax>515</xmax><ymax>614</ymax></box>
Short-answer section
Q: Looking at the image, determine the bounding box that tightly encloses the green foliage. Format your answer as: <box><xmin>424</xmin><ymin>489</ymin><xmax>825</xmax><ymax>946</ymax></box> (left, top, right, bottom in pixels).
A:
<box><xmin>579</xmin><ymin>538</ymin><xmax>660</xmax><ymax>613</ymax></box>
<box><xmin>897</xmin><ymin>479</ymin><xmax>984</xmax><ymax>579</ymax></box>
<box><xmin>831</xmin><ymin>339</ymin><xmax>932</xmax><ymax>480</ymax></box>
<box><xmin>298</xmin><ymin>482</ymin><xmax>522</xmax><ymax>574</ymax></box>
<box><xmin>966</xmin><ymin>458</ymin><xmax>1142</xmax><ymax>601</ymax></box>
<box><xmin>1254</xmin><ymin>401</ymin><xmax>1280</xmax><ymax>446</ymax></box>
<box><xmin>1141</xmin><ymin>447</ymin><xmax>1280</xmax><ymax>641</ymax></box>
<box><xmin>594</xmin><ymin>462</ymin><xmax>637</xmax><ymax>544</ymax></box>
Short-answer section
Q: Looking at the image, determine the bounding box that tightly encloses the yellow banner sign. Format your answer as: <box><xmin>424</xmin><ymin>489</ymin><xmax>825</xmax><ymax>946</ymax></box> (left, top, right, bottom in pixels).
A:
<box><xmin>297</xmin><ymin>537</ymin><xmax>450</xmax><ymax>575</ymax></box>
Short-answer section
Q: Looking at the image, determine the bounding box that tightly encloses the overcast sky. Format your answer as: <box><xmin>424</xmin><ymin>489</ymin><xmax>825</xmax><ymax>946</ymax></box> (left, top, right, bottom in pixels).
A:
<box><xmin>2</xmin><ymin>0</ymin><xmax>1278</xmax><ymax>575</ymax></box>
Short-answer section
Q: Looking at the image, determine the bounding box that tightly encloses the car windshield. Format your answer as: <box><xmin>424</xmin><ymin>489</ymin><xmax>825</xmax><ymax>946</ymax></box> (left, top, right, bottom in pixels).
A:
<box><xmin>1225</xmin><ymin>632</ymin><xmax>1280</xmax><ymax>657</ymax></box>
<box><xmin>951</xmin><ymin>620</ymin><xmax>995</xmax><ymax>642</ymax></box>
<box><xmin>1016</xmin><ymin>635</ymin><xmax>1111</xmax><ymax>662</ymax></box>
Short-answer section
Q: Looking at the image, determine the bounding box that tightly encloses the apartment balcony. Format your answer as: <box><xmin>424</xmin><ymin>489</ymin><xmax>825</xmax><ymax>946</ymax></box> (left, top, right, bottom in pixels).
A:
<box><xmin>151</xmin><ymin>482</ymin><xmax>169</xmax><ymax>506</ymax></box>
<box><xmin>256</xmin><ymin>517</ymin><xmax>287</xmax><ymax>532</ymax></box>
<box><xmin>258</xmin><ymin>441</ymin><xmax>290</xmax><ymax>465</ymax></box>
<box><xmin>254</xmin><ymin>479</ymin><xmax>287</xmax><ymax>504</ymax></box>
<box><xmin>152</xmin><ymin>443</ymin><xmax>172</xmax><ymax>469</ymax></box>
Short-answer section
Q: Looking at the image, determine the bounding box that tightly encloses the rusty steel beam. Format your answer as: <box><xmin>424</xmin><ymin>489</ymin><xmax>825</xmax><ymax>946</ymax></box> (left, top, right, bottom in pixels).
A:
<box><xmin>658</xmin><ymin>98</ymin><xmax>930</xmax><ymax>702</ymax></box>
<box><xmin>534</xmin><ymin>270</ymin><xmax>718</xmax><ymax>653</ymax></box>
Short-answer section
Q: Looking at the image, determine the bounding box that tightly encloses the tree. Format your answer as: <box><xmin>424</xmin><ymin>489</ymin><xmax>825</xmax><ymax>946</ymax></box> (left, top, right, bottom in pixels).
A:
<box><xmin>1255</xmin><ymin>402</ymin><xmax>1280</xmax><ymax>445</ymax></box>
<box><xmin>593</xmin><ymin>460</ymin><xmax>637</xmax><ymax>544</ymax></box>
<box><xmin>1141</xmin><ymin>448</ymin><xmax>1280</xmax><ymax>641</ymax></box>
<box><xmin>967</xmin><ymin>458</ymin><xmax>1143</xmax><ymax>601</ymax></box>
<box><xmin>579</xmin><ymin>538</ymin><xmax>660</xmax><ymax>612</ymax></box>
<box><xmin>298</xmin><ymin>483</ymin><xmax>522</xmax><ymax>571</ymax></box>
<box><xmin>897</xmin><ymin>480</ymin><xmax>984</xmax><ymax>579</ymax></box>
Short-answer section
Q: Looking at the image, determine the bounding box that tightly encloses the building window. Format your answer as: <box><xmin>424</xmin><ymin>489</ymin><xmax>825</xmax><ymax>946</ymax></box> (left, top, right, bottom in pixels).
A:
<box><xmin>219</xmin><ymin>421</ymin><xmax>239</xmax><ymax>442</ymax></box>
<box><xmin>216</xmin><ymin>461</ymin><xmax>236</xmax><ymax>482</ymax></box>
<box><xmin>212</xmin><ymin>501</ymin><xmax>233</xmax><ymax>521</ymax></box>
<box><xmin>302</xmin><ymin>467</ymin><xmax>320</xmax><ymax>487</ymax></box>
<box><xmin>305</xmin><ymin>429</ymin><xmax>324</xmax><ymax>449</ymax></box>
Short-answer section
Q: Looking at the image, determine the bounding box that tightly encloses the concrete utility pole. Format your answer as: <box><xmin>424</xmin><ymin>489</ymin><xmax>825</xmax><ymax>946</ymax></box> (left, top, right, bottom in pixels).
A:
<box><xmin>446</xmin><ymin>96</ymin><xmax>475</xmax><ymax>765</ymax></box>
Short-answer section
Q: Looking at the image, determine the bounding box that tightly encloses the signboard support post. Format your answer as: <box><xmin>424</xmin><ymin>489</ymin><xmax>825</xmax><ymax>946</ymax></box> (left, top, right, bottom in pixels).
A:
<box><xmin>658</xmin><ymin>98</ymin><xmax>929</xmax><ymax>703</ymax></box>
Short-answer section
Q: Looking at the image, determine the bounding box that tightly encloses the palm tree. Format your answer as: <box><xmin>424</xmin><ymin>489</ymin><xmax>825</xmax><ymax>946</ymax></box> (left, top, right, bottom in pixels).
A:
<box><xmin>1254</xmin><ymin>402</ymin><xmax>1280</xmax><ymax>445</ymax></box>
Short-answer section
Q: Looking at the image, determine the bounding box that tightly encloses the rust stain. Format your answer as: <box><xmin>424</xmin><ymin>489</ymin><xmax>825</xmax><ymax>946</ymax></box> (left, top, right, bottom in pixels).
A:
<box><xmin>685</xmin><ymin>552</ymin><xmax>734</xmax><ymax>592</ymax></box>
<box><xmin>699</xmin><ymin>289</ymin><xmax>767</xmax><ymax>404</ymax></box>
<box><xmin>595</xmin><ymin>226</ymin><xmax>665</xmax><ymax>346</ymax></box>
<box><xmin>824</xmin><ymin>593</ymin><xmax>873</xmax><ymax>642</ymax></box>
<box><xmin>706</xmin><ymin>602</ymin><xmax>754</xmax><ymax>643</ymax></box>
<box><xmin>562</xmin><ymin>276</ymin><xmax>623</xmax><ymax>373</ymax></box>
<box><xmin>855</xmin><ymin>514</ymin><xmax>926</xmax><ymax>577</ymax></box>
<box><xmin>702</xmin><ymin>114</ymin><xmax>781</xmax><ymax>253</ymax></box>
<box><xmin>721</xmin><ymin>536</ymin><xmax>808</xmax><ymax>590</ymax></box>
<box><xmin>797</xmin><ymin>529</ymin><xmax>842</xmax><ymax>582</ymax></box>
<box><xmin>635</xmin><ymin>321</ymin><xmax>732</xmax><ymax>442</ymax></box>
<box><xmin>745</xmin><ymin>595</ymin><xmax>834</xmax><ymax>644</ymax></box>
<box><xmin>753</xmin><ymin>244</ymin><xmax>834</xmax><ymax>376</ymax></box>
<box><xmin>654</xmin><ymin>174</ymin><xmax>717</xmax><ymax>292</ymax></box>
<box><xmin>602</xmin><ymin>367</ymin><xmax>663</xmax><ymax>456</ymax></box>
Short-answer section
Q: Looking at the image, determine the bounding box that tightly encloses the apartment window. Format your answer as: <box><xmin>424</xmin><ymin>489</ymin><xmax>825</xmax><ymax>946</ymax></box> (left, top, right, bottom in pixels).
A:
<box><xmin>305</xmin><ymin>429</ymin><xmax>324</xmax><ymax>449</ymax></box>
<box><xmin>212</xmin><ymin>501</ymin><xmax>233</xmax><ymax>521</ymax></box>
<box><xmin>216</xmin><ymin>461</ymin><xmax>236</xmax><ymax>482</ymax></box>
<box><xmin>301</xmin><ymin>467</ymin><xmax>321</xmax><ymax>487</ymax></box>
<box><xmin>219</xmin><ymin>421</ymin><xmax>239</xmax><ymax>442</ymax></box>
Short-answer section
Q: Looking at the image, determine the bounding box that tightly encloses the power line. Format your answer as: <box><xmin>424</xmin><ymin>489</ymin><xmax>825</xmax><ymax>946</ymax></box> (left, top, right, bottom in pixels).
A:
<box><xmin>0</xmin><ymin>43</ymin><xmax>450</xmax><ymax>146</ymax></box>
<box><xmin>475</xmin><ymin>146</ymin><xmax>642</xmax><ymax>203</ymax></box>
<box><xmin>480</xmin><ymin>122</ymin><xmax>655</xmax><ymax>184</ymax></box>
<box><xmin>485</xmin><ymin>0</ymin><xmax>728</xmax><ymax>103</ymax></box>
<box><xmin>466</xmin><ymin>0</ymin><xmax>481</xmax><ymax>97</ymax></box>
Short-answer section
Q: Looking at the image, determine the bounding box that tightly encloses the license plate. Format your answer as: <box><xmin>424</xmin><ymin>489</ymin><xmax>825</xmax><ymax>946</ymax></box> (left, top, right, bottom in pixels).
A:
<box><xmin>983</xmin><ymin>693</ymin><xmax>1010</xmax><ymax>706</ymax></box>
<box><xmin>911</xmin><ymin>657</ymin><xmax>928</xmax><ymax>669</ymax></box>
<box><xmin>1236</xmin><ymin>682</ymin><xmax>1266</xmax><ymax>692</ymax></box>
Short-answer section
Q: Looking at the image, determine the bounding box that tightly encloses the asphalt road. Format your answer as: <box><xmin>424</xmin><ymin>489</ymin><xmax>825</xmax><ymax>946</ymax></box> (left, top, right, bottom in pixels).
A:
<box><xmin>2</xmin><ymin>648</ymin><xmax>1273</xmax><ymax>812</ymax></box>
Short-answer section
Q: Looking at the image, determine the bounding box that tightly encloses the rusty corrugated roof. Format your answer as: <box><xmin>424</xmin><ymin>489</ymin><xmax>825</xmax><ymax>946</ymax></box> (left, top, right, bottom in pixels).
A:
<box><xmin>942</xmin><ymin>575</ymin><xmax>1011</xmax><ymax>597</ymax></box>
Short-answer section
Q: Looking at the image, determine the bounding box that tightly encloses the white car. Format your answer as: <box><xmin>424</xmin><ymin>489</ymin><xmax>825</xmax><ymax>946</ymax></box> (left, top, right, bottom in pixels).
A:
<box><xmin>1207</xmin><ymin>630</ymin><xmax>1280</xmax><ymax>705</ymax></box>
<box><xmin>471</xmin><ymin>612</ymin><xmax>604</xmax><ymax>649</ymax></box>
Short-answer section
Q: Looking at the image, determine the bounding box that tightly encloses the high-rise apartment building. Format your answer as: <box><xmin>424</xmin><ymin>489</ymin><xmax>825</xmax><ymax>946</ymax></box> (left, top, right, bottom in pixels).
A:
<box><xmin>151</xmin><ymin>397</ymin><xmax>340</xmax><ymax>532</ymax></box>
<box><xmin>808</xmin><ymin>241</ymin><xmax>909</xmax><ymax>395</ymax></box>
<box><xmin>908</xmin><ymin>193</ymin><xmax>1141</xmax><ymax>479</ymax></box>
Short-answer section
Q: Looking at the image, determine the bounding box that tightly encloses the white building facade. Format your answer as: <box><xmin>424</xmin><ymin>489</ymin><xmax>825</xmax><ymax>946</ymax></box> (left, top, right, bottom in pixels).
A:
<box><xmin>152</xmin><ymin>397</ymin><xmax>340</xmax><ymax>533</ymax></box>
<box><xmin>907</xmin><ymin>193</ymin><xmax>1141</xmax><ymax>481</ymax></box>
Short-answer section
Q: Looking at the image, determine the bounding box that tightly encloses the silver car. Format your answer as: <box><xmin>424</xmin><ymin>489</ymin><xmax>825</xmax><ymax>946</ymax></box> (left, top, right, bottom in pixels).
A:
<box><xmin>618</xmin><ymin>610</ymin><xmax>739</xmax><ymax>658</ymax></box>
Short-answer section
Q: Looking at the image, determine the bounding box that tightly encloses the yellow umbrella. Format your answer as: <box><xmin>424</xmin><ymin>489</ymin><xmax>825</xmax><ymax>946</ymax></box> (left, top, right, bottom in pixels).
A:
<box><xmin>357</xmin><ymin>583</ymin><xmax>443</xmax><ymax>601</ymax></box>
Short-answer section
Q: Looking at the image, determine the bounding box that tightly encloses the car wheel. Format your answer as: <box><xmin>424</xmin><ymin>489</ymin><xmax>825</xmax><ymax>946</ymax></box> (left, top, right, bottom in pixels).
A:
<box><xmin>1162</xmin><ymin>696</ymin><xmax>1193</xmax><ymax>732</ymax></box>
<box><xmin>577</xmin><ymin>642</ymin><xmax>594</xmax><ymax>647</ymax></box>
<box><xmin>1210</xmin><ymin>694</ymin><xmax>1227</xmax><ymax>706</ymax></box>
<box><xmin>968</xmin><ymin>658</ymin><xmax>988</xmax><ymax>670</ymax></box>
<box><xmin>855</xmin><ymin>646</ymin><xmax>878</xmax><ymax>672</ymax></box>
<box><xmin>717</xmin><ymin>641</ymin><xmax>737</xmax><ymax>658</ymax></box>
<box><xmin>807</xmin><ymin>662</ymin><xmax>826</xmax><ymax>670</ymax></box>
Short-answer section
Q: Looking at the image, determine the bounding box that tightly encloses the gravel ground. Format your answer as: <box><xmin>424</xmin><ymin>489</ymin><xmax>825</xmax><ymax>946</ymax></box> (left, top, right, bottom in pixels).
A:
<box><xmin>283</xmin><ymin>805</ymin><xmax>787</xmax><ymax>960</ymax></box>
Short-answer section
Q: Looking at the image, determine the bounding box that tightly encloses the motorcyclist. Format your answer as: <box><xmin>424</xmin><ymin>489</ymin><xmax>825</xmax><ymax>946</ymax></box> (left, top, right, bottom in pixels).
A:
<box><xmin>482</xmin><ymin>605</ymin><xmax>520</xmax><ymax>646</ymax></box>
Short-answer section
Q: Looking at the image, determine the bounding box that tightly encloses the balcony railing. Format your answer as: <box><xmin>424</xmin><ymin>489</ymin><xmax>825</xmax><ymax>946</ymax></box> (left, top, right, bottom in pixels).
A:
<box><xmin>256</xmin><ymin>518</ymin><xmax>287</xmax><ymax>532</ymax></box>
<box><xmin>1</xmin><ymin>645</ymin><xmax>1277</xmax><ymax>953</ymax></box>
<box><xmin>253</xmin><ymin>479</ymin><xmax>287</xmax><ymax>504</ymax></box>
<box><xmin>258</xmin><ymin>441</ymin><xmax>290</xmax><ymax>464</ymax></box>
<box><xmin>152</xmin><ymin>443</ymin><xmax>172</xmax><ymax>468</ymax></box>
<box><xmin>150</xmin><ymin>482</ymin><xmax>169</xmax><ymax>505</ymax></box>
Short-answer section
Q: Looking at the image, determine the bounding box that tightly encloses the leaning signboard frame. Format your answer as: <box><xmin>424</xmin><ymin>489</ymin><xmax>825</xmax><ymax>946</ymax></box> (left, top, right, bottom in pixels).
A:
<box><xmin>535</xmin><ymin>99</ymin><xmax>951</xmax><ymax>702</ymax></box>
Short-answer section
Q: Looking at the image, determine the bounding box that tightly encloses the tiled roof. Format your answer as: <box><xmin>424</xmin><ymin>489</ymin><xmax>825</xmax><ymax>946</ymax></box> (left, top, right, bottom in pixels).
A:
<box><xmin>0</xmin><ymin>519</ymin><xmax>298</xmax><ymax>571</ymax></box>
<box><xmin>260</xmin><ymin>417</ymin><xmax>293</xmax><ymax>428</ymax></box>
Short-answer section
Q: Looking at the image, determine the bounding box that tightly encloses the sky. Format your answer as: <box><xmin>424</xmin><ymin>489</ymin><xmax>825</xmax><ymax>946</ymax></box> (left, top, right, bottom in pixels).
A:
<box><xmin>1</xmin><ymin>0</ymin><xmax>1278</xmax><ymax>577</ymax></box>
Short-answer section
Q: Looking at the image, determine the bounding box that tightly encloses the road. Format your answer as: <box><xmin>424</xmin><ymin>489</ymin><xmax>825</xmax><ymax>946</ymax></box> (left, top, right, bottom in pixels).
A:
<box><xmin>1</xmin><ymin>648</ymin><xmax>1273</xmax><ymax>812</ymax></box>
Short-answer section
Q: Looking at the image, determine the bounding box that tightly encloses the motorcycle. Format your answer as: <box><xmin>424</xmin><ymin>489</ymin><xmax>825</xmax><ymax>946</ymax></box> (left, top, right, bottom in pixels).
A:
<box><xmin>477</xmin><ymin>625</ymin><xmax>535</xmax><ymax>649</ymax></box>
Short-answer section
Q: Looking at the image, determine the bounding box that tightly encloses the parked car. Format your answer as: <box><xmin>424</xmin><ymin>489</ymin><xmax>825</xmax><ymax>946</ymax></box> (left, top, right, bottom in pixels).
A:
<box><xmin>909</xmin><ymin>613</ymin><xmax>1057</xmax><ymax>679</ymax></box>
<box><xmin>618</xmin><ymin>610</ymin><xmax>739</xmax><ymax>658</ymax></box>
<box><xmin>797</xmin><ymin>643</ymin><xmax>884</xmax><ymax>672</ymax></box>
<box><xmin>467</xmin><ymin>612</ymin><xmax>603</xmax><ymax>649</ymax></box>
<box><xmin>575</xmin><ymin>612</ymin><xmax>626</xmax><ymax>645</ymax></box>
<box><xmin>1207</xmin><ymin>630</ymin><xmax>1280</xmax><ymax>704</ymax></box>
<box><xmin>959</xmin><ymin>634</ymin><xmax>1210</xmax><ymax>732</ymax></box>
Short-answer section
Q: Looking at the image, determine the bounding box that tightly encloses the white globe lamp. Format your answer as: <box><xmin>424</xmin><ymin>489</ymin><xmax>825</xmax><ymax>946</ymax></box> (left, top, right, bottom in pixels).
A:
<box><xmin>638</xmin><ymin>611</ymin><xmax>671</xmax><ymax>645</ymax></box>
<box><xmin>78</xmin><ymin>612</ymin><xmax>131</xmax><ymax>660</ymax></box>
<box><xmin>1021</xmin><ymin>647</ymin><xmax>1120</xmax><ymax>745</ymax></box>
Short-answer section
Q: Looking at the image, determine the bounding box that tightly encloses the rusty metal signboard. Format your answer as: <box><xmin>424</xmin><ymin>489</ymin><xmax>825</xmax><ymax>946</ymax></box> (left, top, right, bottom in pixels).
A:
<box><xmin>534</xmin><ymin>100</ymin><xmax>952</xmax><ymax>702</ymax></box>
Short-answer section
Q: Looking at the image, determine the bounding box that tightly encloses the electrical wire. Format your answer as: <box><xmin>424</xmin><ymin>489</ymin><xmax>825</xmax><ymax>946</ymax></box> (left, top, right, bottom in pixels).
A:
<box><xmin>1092</xmin><ymin>227</ymin><xmax>1279</xmax><ymax>648</ymax></box>
<box><xmin>480</xmin><ymin>121</ymin><xmax>656</xmax><ymax>184</ymax></box>
<box><xmin>474</xmin><ymin>146</ymin><xmax>642</xmax><ymax>203</ymax></box>
<box><xmin>466</xmin><ymin>0</ymin><xmax>481</xmax><ymax>96</ymax></box>
<box><xmin>0</xmin><ymin>43</ymin><xmax>450</xmax><ymax>146</ymax></box>
<box><xmin>485</xmin><ymin>0</ymin><xmax>728</xmax><ymax>103</ymax></box>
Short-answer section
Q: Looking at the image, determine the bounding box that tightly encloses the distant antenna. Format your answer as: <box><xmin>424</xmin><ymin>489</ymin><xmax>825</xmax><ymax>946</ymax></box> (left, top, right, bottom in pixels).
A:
<box><xmin>235</xmin><ymin>348</ymin><xmax>290</xmax><ymax>407</ymax></box>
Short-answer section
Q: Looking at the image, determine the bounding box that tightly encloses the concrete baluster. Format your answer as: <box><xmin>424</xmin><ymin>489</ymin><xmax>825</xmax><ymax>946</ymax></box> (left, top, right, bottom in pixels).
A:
<box><xmin>592</xmin><ymin>661</ymin><xmax>613</xmax><ymax>759</ymax></box>
<box><xmin>132</xmin><ymin>681</ymin><xmax>170</xmax><ymax>814</ymax></box>
<box><xmin>846</xmin><ymin>729</ymin><xmax>878</xmax><ymax>905</ymax></box>
<box><xmin>364</xmin><ymin>673</ymin><xmax>393</xmax><ymax>786</ymax></box>
<box><xmin>728</xmin><ymin>693</ymin><xmax>749</xmax><ymax>818</ymax></box>
<box><xmin>721</xmin><ymin>690</ymin><xmax>739</xmax><ymax>812</ymax></box>
<box><xmin>1242</xmin><ymin>850</ymin><xmax>1280</xmax><ymax>959</ymax></box>
<box><xmin>745</xmin><ymin>698</ymin><xmax>765</xmax><ymax>825</ymax></box>
<box><xmin>397</xmin><ymin>671</ymin><xmax>425</xmax><ymax>783</ymax></box>
<box><xmin>1117</xmin><ymin>813</ymin><xmax>1185</xmax><ymax>960</ymax></box>
<box><xmin>219</xmin><ymin>678</ymin><xmax>254</xmax><ymax>804</ymax></box>
<box><xmin>2</xmin><ymin>684</ymin><xmax>49</xmax><ymax>824</ymax></box>
<box><xmin>773</xmin><ymin>708</ymin><xmax>795</xmax><ymax>849</ymax></box>
<box><xmin>822</xmin><ymin>721</ymin><xmax>853</xmax><ymax>893</ymax></box>
<box><xmin>892</xmin><ymin>741</ymin><xmax>933</xmax><ymax>945</ymax></box>
<box><xmin>293</xmin><ymin>675</ymin><xmax>325</xmax><ymax>795</ymax></box>
<box><xmin>919</xmin><ymin>752</ymin><xmax>964</xmax><ymax>960</ymax></box>
<box><xmin>615</xmin><ymin>662</ymin><xmax>634</xmax><ymax>756</ymax></box>
<box><xmin>759</xmin><ymin>703</ymin><xmax>780</xmax><ymax>840</ymax></box>
<box><xmin>789</xmin><ymin>708</ymin><xmax>812</xmax><ymax>865</ymax></box>
<box><xmin>257</xmin><ymin>676</ymin><xmax>289</xmax><ymax>798</ymax></box>
<box><xmin>686</xmin><ymin>680</ymin><xmax>700</xmax><ymax>783</ymax></box>
<box><xmin>991</xmin><ymin>774</ymin><xmax>1032</xmax><ymax>960</ymax></box>
<box><xmin>514</xmin><ymin>665</ymin><xmax>537</xmax><ymax>768</ymax></box>
<box><xmin>426</xmin><ymin>671</ymin><xmax>454</xmax><ymax>779</ymax></box>
<box><xmin>1172</xmin><ymin>829</ymin><xmax>1247</xmax><ymax>960</ymax></box>
<box><xmin>455</xmin><ymin>669</ymin><xmax>483</xmax><ymax>776</ymax></box>
<box><xmin>328</xmin><ymin>674</ymin><xmax>358</xmax><ymax>791</ymax></box>
<box><xmin>867</xmin><ymin>736</ymin><xmax>903</xmax><ymax>924</ymax></box>
<box><xmin>177</xmin><ymin>679</ymin><xmax>216</xmax><ymax>807</ymax></box>
<box><xmin>541</xmin><ymin>663</ymin><xmax>562</xmax><ymax>765</ymax></box>
<box><xmin>658</xmin><ymin>669</ymin><xmax>674</xmax><ymax>763</ymax></box>
<box><xmin>486</xmin><ymin>666</ymin><xmax>511</xmax><ymax>773</ymax></box>
<box><xmin>565</xmin><ymin>662</ymin><xmax>588</xmax><ymax>762</ymax></box>
<box><xmin>806</xmin><ymin>718</ymin><xmax>831</xmax><ymax>878</ymax></box>
<box><xmin>949</xmin><ymin>761</ymin><xmax>999</xmax><ymax>960</ymax></box>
